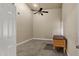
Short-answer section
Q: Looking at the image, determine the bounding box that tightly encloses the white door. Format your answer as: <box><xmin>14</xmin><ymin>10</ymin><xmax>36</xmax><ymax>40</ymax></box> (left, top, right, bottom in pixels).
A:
<box><xmin>0</xmin><ymin>3</ymin><xmax>16</xmax><ymax>56</ymax></box>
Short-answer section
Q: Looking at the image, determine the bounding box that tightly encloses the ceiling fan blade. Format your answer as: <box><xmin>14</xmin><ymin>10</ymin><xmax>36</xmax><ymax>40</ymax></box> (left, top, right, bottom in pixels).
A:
<box><xmin>31</xmin><ymin>9</ymin><xmax>37</xmax><ymax>11</ymax></box>
<box><xmin>39</xmin><ymin>8</ymin><xmax>43</xmax><ymax>12</ymax></box>
<box><xmin>41</xmin><ymin>13</ymin><xmax>43</xmax><ymax>15</ymax></box>
<box><xmin>42</xmin><ymin>11</ymin><xmax>48</xmax><ymax>13</ymax></box>
<box><xmin>34</xmin><ymin>11</ymin><xmax>39</xmax><ymax>14</ymax></box>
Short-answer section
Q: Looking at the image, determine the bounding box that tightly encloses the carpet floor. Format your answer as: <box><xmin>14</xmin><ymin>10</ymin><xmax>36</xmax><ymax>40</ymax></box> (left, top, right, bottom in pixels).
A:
<box><xmin>17</xmin><ymin>40</ymin><xmax>67</xmax><ymax>56</ymax></box>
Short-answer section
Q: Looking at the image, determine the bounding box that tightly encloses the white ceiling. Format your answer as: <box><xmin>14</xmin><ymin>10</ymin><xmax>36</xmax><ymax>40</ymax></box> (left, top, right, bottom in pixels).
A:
<box><xmin>27</xmin><ymin>3</ymin><xmax>62</xmax><ymax>10</ymax></box>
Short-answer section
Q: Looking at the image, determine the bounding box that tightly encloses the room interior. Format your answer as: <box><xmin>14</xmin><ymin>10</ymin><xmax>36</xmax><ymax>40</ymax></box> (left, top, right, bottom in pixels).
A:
<box><xmin>0</xmin><ymin>3</ymin><xmax>79</xmax><ymax>56</ymax></box>
<box><xmin>15</xmin><ymin>3</ymin><xmax>79</xmax><ymax>56</ymax></box>
<box><xmin>0</xmin><ymin>1</ymin><xmax>79</xmax><ymax>59</ymax></box>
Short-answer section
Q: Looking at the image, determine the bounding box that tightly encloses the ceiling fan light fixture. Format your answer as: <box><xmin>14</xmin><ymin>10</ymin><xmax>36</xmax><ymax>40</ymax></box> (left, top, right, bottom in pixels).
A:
<box><xmin>33</xmin><ymin>4</ymin><xmax>38</xmax><ymax>8</ymax></box>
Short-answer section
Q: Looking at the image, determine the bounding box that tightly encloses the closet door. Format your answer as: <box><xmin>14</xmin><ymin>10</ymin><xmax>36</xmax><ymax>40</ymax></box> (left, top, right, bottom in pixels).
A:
<box><xmin>0</xmin><ymin>3</ymin><xmax>16</xmax><ymax>56</ymax></box>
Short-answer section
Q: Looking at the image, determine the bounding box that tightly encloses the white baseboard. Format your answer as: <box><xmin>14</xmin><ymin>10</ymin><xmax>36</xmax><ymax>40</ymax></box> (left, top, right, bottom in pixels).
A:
<box><xmin>17</xmin><ymin>38</ymin><xmax>52</xmax><ymax>46</ymax></box>
<box><xmin>32</xmin><ymin>38</ymin><xmax>52</xmax><ymax>40</ymax></box>
<box><xmin>17</xmin><ymin>38</ymin><xmax>32</xmax><ymax>46</ymax></box>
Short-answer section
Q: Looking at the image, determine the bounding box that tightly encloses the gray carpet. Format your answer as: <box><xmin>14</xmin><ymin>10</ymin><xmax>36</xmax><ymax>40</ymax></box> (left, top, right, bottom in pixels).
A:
<box><xmin>17</xmin><ymin>40</ymin><xmax>67</xmax><ymax>56</ymax></box>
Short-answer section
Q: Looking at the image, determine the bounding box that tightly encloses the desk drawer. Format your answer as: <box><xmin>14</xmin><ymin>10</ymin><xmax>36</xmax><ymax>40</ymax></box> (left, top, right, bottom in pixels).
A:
<box><xmin>53</xmin><ymin>40</ymin><xmax>65</xmax><ymax>45</ymax></box>
<box><xmin>54</xmin><ymin>44</ymin><xmax>64</xmax><ymax>47</ymax></box>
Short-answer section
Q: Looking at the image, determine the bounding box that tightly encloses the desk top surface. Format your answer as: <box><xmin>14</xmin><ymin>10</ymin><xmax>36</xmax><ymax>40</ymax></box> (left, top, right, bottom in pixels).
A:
<box><xmin>53</xmin><ymin>35</ymin><xmax>66</xmax><ymax>40</ymax></box>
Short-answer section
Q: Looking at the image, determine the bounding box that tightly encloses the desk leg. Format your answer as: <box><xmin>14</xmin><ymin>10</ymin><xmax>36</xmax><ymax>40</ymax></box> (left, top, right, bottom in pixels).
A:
<box><xmin>53</xmin><ymin>45</ymin><xmax>55</xmax><ymax>49</ymax></box>
<box><xmin>53</xmin><ymin>46</ymin><xmax>55</xmax><ymax>49</ymax></box>
<box><xmin>63</xmin><ymin>48</ymin><xmax>65</xmax><ymax>53</ymax></box>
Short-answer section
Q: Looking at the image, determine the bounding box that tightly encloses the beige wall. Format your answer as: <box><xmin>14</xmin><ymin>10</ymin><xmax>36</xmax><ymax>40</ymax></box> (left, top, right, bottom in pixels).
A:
<box><xmin>76</xmin><ymin>4</ymin><xmax>79</xmax><ymax>46</ymax></box>
<box><xmin>33</xmin><ymin>9</ymin><xmax>62</xmax><ymax>39</ymax></box>
<box><xmin>16</xmin><ymin>4</ymin><xmax>33</xmax><ymax>43</ymax></box>
<box><xmin>62</xmin><ymin>3</ymin><xmax>77</xmax><ymax>56</ymax></box>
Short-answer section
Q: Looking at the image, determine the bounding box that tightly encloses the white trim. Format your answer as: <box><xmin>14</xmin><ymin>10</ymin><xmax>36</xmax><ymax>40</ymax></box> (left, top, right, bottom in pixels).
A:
<box><xmin>32</xmin><ymin>38</ymin><xmax>52</xmax><ymax>40</ymax></box>
<box><xmin>32</xmin><ymin>38</ymin><xmax>41</xmax><ymax>40</ymax></box>
<box><xmin>17</xmin><ymin>39</ymin><xmax>32</xmax><ymax>46</ymax></box>
<box><xmin>17</xmin><ymin>38</ymin><xmax>52</xmax><ymax>46</ymax></box>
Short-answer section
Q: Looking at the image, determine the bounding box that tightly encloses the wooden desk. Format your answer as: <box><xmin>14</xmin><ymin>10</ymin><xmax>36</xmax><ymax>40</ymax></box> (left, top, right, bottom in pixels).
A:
<box><xmin>53</xmin><ymin>35</ymin><xmax>67</xmax><ymax>53</ymax></box>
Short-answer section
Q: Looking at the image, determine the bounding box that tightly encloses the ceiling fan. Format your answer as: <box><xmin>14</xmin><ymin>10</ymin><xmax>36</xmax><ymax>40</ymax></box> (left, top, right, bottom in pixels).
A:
<box><xmin>31</xmin><ymin>8</ymin><xmax>48</xmax><ymax>16</ymax></box>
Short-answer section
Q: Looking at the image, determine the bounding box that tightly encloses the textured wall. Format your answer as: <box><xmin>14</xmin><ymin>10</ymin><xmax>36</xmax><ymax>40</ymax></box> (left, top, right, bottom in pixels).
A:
<box><xmin>33</xmin><ymin>9</ymin><xmax>61</xmax><ymax>39</ymax></box>
<box><xmin>16</xmin><ymin>4</ymin><xmax>33</xmax><ymax>43</ymax></box>
<box><xmin>62</xmin><ymin>3</ymin><xmax>77</xmax><ymax>56</ymax></box>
